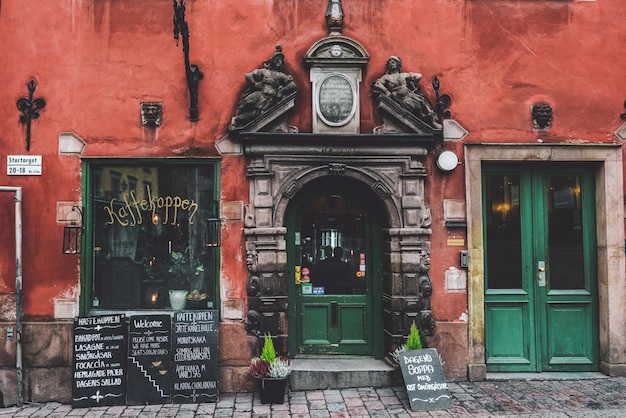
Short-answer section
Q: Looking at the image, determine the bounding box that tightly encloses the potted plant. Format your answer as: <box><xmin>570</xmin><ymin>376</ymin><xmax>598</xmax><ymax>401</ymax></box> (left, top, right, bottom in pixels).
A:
<box><xmin>390</xmin><ymin>321</ymin><xmax>424</xmax><ymax>363</ymax></box>
<box><xmin>250</xmin><ymin>332</ymin><xmax>291</xmax><ymax>404</ymax></box>
<box><xmin>168</xmin><ymin>248</ymin><xmax>205</xmax><ymax>310</ymax></box>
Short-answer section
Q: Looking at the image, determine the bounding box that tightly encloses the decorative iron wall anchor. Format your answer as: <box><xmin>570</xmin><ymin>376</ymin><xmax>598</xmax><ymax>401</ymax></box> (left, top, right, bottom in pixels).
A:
<box><xmin>16</xmin><ymin>80</ymin><xmax>46</xmax><ymax>151</ymax></box>
<box><xmin>173</xmin><ymin>0</ymin><xmax>203</xmax><ymax>121</ymax></box>
<box><xmin>433</xmin><ymin>76</ymin><xmax>452</xmax><ymax>145</ymax></box>
<box><xmin>432</xmin><ymin>76</ymin><xmax>451</xmax><ymax>122</ymax></box>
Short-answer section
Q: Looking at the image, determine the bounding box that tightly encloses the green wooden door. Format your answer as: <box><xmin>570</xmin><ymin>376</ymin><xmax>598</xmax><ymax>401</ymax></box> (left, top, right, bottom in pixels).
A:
<box><xmin>286</xmin><ymin>179</ymin><xmax>382</xmax><ymax>356</ymax></box>
<box><xmin>483</xmin><ymin>165</ymin><xmax>598</xmax><ymax>372</ymax></box>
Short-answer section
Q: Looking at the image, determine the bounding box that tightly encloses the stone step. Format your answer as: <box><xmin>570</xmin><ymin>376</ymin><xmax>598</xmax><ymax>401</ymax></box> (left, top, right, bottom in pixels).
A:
<box><xmin>289</xmin><ymin>357</ymin><xmax>402</xmax><ymax>391</ymax></box>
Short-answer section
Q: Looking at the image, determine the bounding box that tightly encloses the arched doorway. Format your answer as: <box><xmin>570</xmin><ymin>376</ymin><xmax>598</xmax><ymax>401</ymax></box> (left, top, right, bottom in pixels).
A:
<box><xmin>242</xmin><ymin>143</ymin><xmax>433</xmax><ymax>365</ymax></box>
<box><xmin>285</xmin><ymin>176</ymin><xmax>387</xmax><ymax>357</ymax></box>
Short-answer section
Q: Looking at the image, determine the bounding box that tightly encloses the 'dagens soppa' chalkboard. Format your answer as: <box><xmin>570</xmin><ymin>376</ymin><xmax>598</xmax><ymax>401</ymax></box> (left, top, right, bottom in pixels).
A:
<box><xmin>399</xmin><ymin>348</ymin><xmax>452</xmax><ymax>411</ymax></box>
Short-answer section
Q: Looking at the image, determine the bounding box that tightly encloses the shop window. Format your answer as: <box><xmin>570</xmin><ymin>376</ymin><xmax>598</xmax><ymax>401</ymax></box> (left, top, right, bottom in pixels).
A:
<box><xmin>84</xmin><ymin>160</ymin><xmax>220</xmax><ymax>311</ymax></box>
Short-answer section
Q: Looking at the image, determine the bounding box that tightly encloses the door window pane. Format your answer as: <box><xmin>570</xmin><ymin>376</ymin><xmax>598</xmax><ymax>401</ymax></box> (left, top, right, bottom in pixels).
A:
<box><xmin>91</xmin><ymin>163</ymin><xmax>218</xmax><ymax>310</ymax></box>
<box><xmin>485</xmin><ymin>175</ymin><xmax>523</xmax><ymax>289</ymax></box>
<box><xmin>547</xmin><ymin>176</ymin><xmax>584</xmax><ymax>290</ymax></box>
<box><xmin>299</xmin><ymin>194</ymin><xmax>366</xmax><ymax>295</ymax></box>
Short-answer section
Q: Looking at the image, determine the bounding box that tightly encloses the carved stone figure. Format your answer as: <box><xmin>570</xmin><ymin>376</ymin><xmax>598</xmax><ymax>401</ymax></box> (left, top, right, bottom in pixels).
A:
<box><xmin>420</xmin><ymin>205</ymin><xmax>432</xmax><ymax>228</ymax></box>
<box><xmin>418</xmin><ymin>273</ymin><xmax>435</xmax><ymax>336</ymax></box>
<box><xmin>141</xmin><ymin>102</ymin><xmax>163</xmax><ymax>127</ymax></box>
<box><xmin>532</xmin><ymin>103</ymin><xmax>553</xmax><ymax>130</ymax></box>
<box><xmin>245</xmin><ymin>310</ymin><xmax>262</xmax><ymax>337</ymax></box>
<box><xmin>246</xmin><ymin>248</ymin><xmax>258</xmax><ymax>273</ymax></box>
<box><xmin>247</xmin><ymin>275</ymin><xmax>260</xmax><ymax>297</ymax></box>
<box><xmin>419</xmin><ymin>310</ymin><xmax>436</xmax><ymax>336</ymax></box>
<box><xmin>418</xmin><ymin>249</ymin><xmax>431</xmax><ymax>273</ymax></box>
<box><xmin>244</xmin><ymin>204</ymin><xmax>256</xmax><ymax>228</ymax></box>
<box><xmin>372</xmin><ymin>56</ymin><xmax>441</xmax><ymax>130</ymax></box>
<box><xmin>418</xmin><ymin>274</ymin><xmax>432</xmax><ymax>301</ymax></box>
<box><xmin>229</xmin><ymin>45</ymin><xmax>298</xmax><ymax>130</ymax></box>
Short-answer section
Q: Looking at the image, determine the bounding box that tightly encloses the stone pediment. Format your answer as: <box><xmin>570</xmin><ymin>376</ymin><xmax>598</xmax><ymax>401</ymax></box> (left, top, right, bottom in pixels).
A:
<box><xmin>303</xmin><ymin>35</ymin><xmax>369</xmax><ymax>67</ymax></box>
<box><xmin>374</xmin><ymin>94</ymin><xmax>442</xmax><ymax>135</ymax></box>
<box><xmin>371</xmin><ymin>56</ymin><xmax>445</xmax><ymax>136</ymax></box>
<box><xmin>229</xmin><ymin>45</ymin><xmax>299</xmax><ymax>134</ymax></box>
<box><xmin>229</xmin><ymin>92</ymin><xmax>297</xmax><ymax>134</ymax></box>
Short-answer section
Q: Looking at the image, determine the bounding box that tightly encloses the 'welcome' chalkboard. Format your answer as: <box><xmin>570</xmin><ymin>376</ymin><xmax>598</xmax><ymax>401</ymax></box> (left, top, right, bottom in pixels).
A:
<box><xmin>399</xmin><ymin>348</ymin><xmax>452</xmax><ymax>411</ymax></box>
<box><xmin>172</xmin><ymin>310</ymin><xmax>219</xmax><ymax>403</ymax></box>
<box><xmin>72</xmin><ymin>314</ymin><xmax>127</xmax><ymax>408</ymax></box>
<box><xmin>127</xmin><ymin>314</ymin><xmax>172</xmax><ymax>405</ymax></box>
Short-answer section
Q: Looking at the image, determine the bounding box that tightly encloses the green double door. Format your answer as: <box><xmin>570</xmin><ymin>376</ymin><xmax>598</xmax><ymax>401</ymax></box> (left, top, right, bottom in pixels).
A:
<box><xmin>286</xmin><ymin>179</ymin><xmax>382</xmax><ymax>356</ymax></box>
<box><xmin>483</xmin><ymin>164</ymin><xmax>599</xmax><ymax>372</ymax></box>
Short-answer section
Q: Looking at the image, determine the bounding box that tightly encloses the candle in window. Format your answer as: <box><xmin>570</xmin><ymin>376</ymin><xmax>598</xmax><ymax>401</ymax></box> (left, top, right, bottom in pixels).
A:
<box><xmin>150</xmin><ymin>293</ymin><xmax>158</xmax><ymax>305</ymax></box>
<box><xmin>168</xmin><ymin>240</ymin><xmax>172</xmax><ymax>253</ymax></box>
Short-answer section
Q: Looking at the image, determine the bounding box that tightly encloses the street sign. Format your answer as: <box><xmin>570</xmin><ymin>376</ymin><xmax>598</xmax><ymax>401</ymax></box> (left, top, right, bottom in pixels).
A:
<box><xmin>7</xmin><ymin>155</ymin><xmax>42</xmax><ymax>175</ymax></box>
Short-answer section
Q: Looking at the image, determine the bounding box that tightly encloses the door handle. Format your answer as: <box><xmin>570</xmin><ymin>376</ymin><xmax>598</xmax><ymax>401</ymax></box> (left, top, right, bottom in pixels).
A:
<box><xmin>537</xmin><ymin>261</ymin><xmax>546</xmax><ymax>287</ymax></box>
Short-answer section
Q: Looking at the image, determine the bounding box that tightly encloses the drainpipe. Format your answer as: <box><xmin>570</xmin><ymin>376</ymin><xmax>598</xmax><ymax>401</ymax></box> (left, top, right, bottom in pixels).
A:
<box><xmin>0</xmin><ymin>186</ymin><xmax>23</xmax><ymax>406</ymax></box>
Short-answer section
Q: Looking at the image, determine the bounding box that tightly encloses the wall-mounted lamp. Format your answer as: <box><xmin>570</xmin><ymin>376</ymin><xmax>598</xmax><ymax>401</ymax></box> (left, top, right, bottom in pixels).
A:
<box><xmin>436</xmin><ymin>150</ymin><xmax>459</xmax><ymax>172</ymax></box>
<box><xmin>63</xmin><ymin>206</ymin><xmax>83</xmax><ymax>254</ymax></box>
<box><xmin>205</xmin><ymin>201</ymin><xmax>221</xmax><ymax>247</ymax></box>
<box><xmin>205</xmin><ymin>218</ymin><xmax>221</xmax><ymax>247</ymax></box>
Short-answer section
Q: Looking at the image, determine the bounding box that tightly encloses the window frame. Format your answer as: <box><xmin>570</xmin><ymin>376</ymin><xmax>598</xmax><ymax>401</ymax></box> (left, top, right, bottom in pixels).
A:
<box><xmin>80</xmin><ymin>157</ymin><xmax>221</xmax><ymax>315</ymax></box>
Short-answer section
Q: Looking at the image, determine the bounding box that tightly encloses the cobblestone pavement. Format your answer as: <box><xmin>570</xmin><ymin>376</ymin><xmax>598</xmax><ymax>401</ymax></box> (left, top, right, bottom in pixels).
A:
<box><xmin>1</xmin><ymin>377</ymin><xmax>626</xmax><ymax>417</ymax></box>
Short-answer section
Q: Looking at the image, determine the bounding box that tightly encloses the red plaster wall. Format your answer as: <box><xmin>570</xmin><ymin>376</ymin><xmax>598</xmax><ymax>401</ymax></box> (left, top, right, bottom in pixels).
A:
<box><xmin>1</xmin><ymin>0</ymin><xmax>625</xmax><ymax>325</ymax></box>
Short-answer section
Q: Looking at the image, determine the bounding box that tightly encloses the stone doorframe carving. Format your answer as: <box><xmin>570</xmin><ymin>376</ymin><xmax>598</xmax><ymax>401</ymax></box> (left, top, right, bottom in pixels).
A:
<box><xmin>242</xmin><ymin>138</ymin><xmax>435</xmax><ymax>355</ymax></box>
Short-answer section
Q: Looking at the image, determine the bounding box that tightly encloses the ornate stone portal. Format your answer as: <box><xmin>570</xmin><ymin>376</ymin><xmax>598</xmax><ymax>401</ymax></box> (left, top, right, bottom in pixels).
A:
<box><xmin>241</xmin><ymin>143</ymin><xmax>436</xmax><ymax>353</ymax></box>
<box><xmin>234</xmin><ymin>0</ymin><xmax>439</xmax><ymax>357</ymax></box>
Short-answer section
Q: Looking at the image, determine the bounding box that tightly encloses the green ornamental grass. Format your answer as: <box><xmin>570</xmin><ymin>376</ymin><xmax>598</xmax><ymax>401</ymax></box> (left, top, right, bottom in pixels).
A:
<box><xmin>261</xmin><ymin>332</ymin><xmax>277</xmax><ymax>364</ymax></box>
<box><xmin>405</xmin><ymin>321</ymin><xmax>422</xmax><ymax>350</ymax></box>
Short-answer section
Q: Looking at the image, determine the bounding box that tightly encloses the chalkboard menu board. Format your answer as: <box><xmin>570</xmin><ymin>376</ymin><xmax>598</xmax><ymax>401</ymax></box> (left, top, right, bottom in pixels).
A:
<box><xmin>72</xmin><ymin>314</ymin><xmax>127</xmax><ymax>408</ymax></box>
<box><xmin>399</xmin><ymin>348</ymin><xmax>452</xmax><ymax>411</ymax></box>
<box><xmin>172</xmin><ymin>310</ymin><xmax>219</xmax><ymax>403</ymax></box>
<box><xmin>127</xmin><ymin>314</ymin><xmax>172</xmax><ymax>405</ymax></box>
